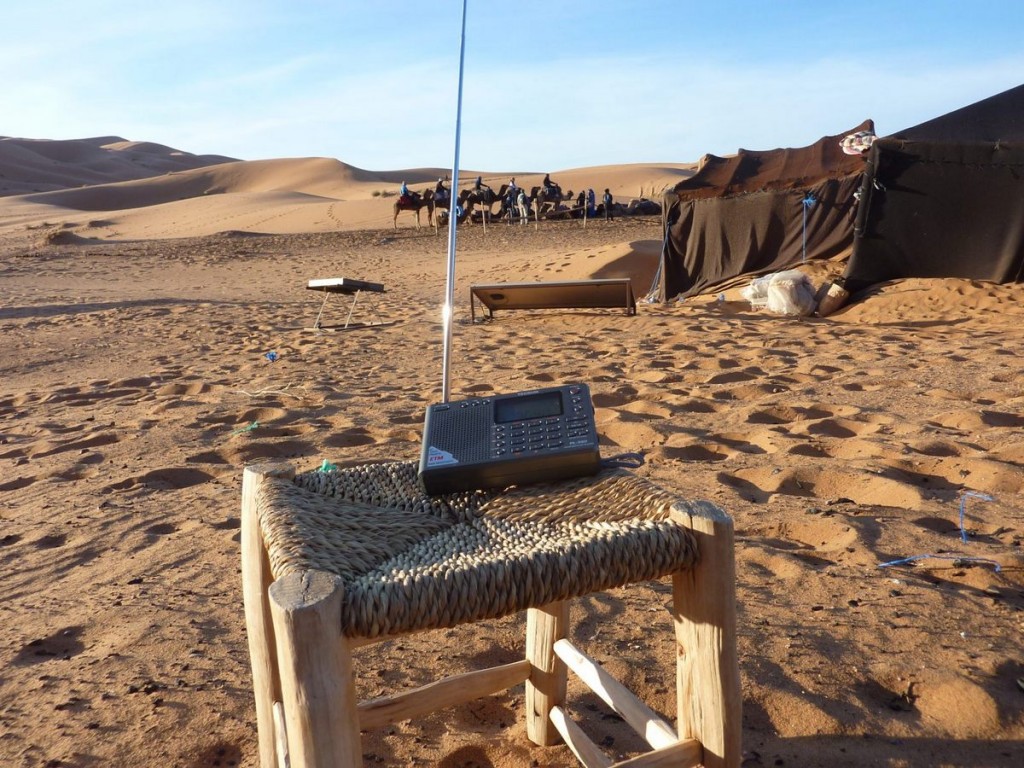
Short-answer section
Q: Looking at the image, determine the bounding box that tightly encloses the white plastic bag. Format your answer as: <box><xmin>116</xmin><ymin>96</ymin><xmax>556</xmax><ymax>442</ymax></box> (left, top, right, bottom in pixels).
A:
<box><xmin>765</xmin><ymin>270</ymin><xmax>817</xmax><ymax>316</ymax></box>
<box><xmin>740</xmin><ymin>275</ymin><xmax>771</xmax><ymax>308</ymax></box>
<box><xmin>742</xmin><ymin>270</ymin><xmax>817</xmax><ymax>316</ymax></box>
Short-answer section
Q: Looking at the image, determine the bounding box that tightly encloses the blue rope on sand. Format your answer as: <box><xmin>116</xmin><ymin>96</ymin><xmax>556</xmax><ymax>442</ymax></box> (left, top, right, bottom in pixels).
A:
<box><xmin>959</xmin><ymin>490</ymin><xmax>993</xmax><ymax>543</ymax></box>
<box><xmin>878</xmin><ymin>553</ymin><xmax>1002</xmax><ymax>572</ymax></box>
<box><xmin>878</xmin><ymin>490</ymin><xmax>999</xmax><ymax>572</ymax></box>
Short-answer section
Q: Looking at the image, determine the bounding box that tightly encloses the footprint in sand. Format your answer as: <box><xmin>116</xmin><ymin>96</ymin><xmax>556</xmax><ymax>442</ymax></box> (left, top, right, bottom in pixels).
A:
<box><xmin>718</xmin><ymin>465</ymin><xmax>932</xmax><ymax>509</ymax></box>
<box><xmin>103</xmin><ymin>467</ymin><xmax>218</xmax><ymax>493</ymax></box>
<box><xmin>707</xmin><ymin>430</ymin><xmax>780</xmax><ymax>456</ymax></box>
<box><xmin>803</xmin><ymin>418</ymin><xmax>882</xmax><ymax>439</ymax></box>
<box><xmin>703</xmin><ymin>368</ymin><xmax>766</xmax><ymax>385</ymax></box>
<box><xmin>28</xmin><ymin>431</ymin><xmax>119</xmax><ymax>459</ymax></box>
<box><xmin>198</xmin><ymin>406</ymin><xmax>288</xmax><ymax>425</ymax></box>
<box><xmin>156</xmin><ymin>381</ymin><xmax>213</xmax><ymax>397</ymax></box>
<box><xmin>904</xmin><ymin>438</ymin><xmax>965</xmax><ymax>457</ymax></box>
<box><xmin>651</xmin><ymin>443</ymin><xmax>730</xmax><ymax>462</ymax></box>
<box><xmin>744</xmin><ymin>404</ymin><xmax>834</xmax><ymax>425</ymax></box>
<box><xmin>931</xmin><ymin>408</ymin><xmax>1024</xmax><ymax>430</ymax></box>
<box><xmin>0</xmin><ymin>475</ymin><xmax>36</xmax><ymax>492</ymax></box>
<box><xmin>34</xmin><ymin>532</ymin><xmax>68</xmax><ymax>550</ymax></box>
<box><xmin>665</xmin><ymin>397</ymin><xmax>723</xmax><ymax>415</ymax></box>
<box><xmin>324</xmin><ymin>428</ymin><xmax>378</xmax><ymax>449</ymax></box>
<box><xmin>596</xmin><ymin>411</ymin><xmax>665</xmax><ymax>449</ymax></box>
<box><xmin>714</xmin><ymin>382</ymin><xmax>784</xmax><ymax>401</ymax></box>
<box><xmin>591</xmin><ymin>386</ymin><xmax>639</xmax><ymax>408</ymax></box>
<box><xmin>13</xmin><ymin>626</ymin><xmax>86</xmax><ymax>665</ymax></box>
<box><xmin>144</xmin><ymin>522</ymin><xmax>177</xmax><ymax>536</ymax></box>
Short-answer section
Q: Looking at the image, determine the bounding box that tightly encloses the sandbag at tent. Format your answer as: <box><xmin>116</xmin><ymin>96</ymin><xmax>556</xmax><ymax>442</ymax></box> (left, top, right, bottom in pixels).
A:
<box><xmin>844</xmin><ymin>84</ymin><xmax>1024</xmax><ymax>294</ymax></box>
<box><xmin>658</xmin><ymin>120</ymin><xmax>873</xmax><ymax>302</ymax></box>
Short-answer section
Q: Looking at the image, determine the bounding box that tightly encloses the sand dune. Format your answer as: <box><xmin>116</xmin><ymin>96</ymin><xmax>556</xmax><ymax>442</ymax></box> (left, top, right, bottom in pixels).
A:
<box><xmin>0</xmin><ymin>138</ymin><xmax>694</xmax><ymax>241</ymax></box>
<box><xmin>0</xmin><ymin>139</ymin><xmax>1022</xmax><ymax>768</ymax></box>
<box><xmin>0</xmin><ymin>135</ymin><xmax>237</xmax><ymax>196</ymax></box>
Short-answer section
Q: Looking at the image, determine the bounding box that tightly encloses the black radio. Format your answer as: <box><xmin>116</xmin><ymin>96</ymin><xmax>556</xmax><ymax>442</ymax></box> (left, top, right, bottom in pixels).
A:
<box><xmin>418</xmin><ymin>383</ymin><xmax>601</xmax><ymax>494</ymax></box>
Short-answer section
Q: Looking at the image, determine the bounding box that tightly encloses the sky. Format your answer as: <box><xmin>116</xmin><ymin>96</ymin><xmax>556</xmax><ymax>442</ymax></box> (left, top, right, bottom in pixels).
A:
<box><xmin>4</xmin><ymin>1</ymin><xmax>1023</xmax><ymax>173</ymax></box>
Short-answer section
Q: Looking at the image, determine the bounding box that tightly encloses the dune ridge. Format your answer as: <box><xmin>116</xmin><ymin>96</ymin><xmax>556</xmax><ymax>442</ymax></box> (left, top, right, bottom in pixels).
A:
<box><xmin>0</xmin><ymin>135</ymin><xmax>237</xmax><ymax>196</ymax></box>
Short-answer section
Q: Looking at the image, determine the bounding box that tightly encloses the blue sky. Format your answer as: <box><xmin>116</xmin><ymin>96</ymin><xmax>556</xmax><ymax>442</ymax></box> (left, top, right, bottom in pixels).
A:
<box><xmin>4</xmin><ymin>1</ymin><xmax>1022</xmax><ymax>172</ymax></box>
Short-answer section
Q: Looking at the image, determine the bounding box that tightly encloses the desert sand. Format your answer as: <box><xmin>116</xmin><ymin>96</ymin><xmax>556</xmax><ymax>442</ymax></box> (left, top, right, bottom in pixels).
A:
<box><xmin>1</xmin><ymin>137</ymin><xmax>1022</xmax><ymax>768</ymax></box>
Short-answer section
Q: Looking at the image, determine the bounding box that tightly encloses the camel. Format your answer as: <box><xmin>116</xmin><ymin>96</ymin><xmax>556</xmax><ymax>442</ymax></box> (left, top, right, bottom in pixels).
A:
<box><xmin>393</xmin><ymin>191</ymin><xmax>434</xmax><ymax>230</ymax></box>
<box><xmin>458</xmin><ymin>183</ymin><xmax>509</xmax><ymax>224</ymax></box>
<box><xmin>530</xmin><ymin>185</ymin><xmax>573</xmax><ymax>219</ymax></box>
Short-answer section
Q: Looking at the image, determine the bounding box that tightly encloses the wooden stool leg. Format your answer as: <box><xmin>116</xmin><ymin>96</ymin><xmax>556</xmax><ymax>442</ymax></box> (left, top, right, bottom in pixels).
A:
<box><xmin>242</xmin><ymin>463</ymin><xmax>295</xmax><ymax>768</ymax></box>
<box><xmin>269</xmin><ymin>570</ymin><xmax>361</xmax><ymax>768</ymax></box>
<box><xmin>525</xmin><ymin>600</ymin><xmax>569</xmax><ymax>746</ymax></box>
<box><xmin>671</xmin><ymin>501</ymin><xmax>742</xmax><ymax>768</ymax></box>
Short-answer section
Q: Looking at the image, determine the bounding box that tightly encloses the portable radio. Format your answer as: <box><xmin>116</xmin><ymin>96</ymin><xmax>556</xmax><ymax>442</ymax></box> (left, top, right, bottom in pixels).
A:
<box><xmin>418</xmin><ymin>383</ymin><xmax>601</xmax><ymax>494</ymax></box>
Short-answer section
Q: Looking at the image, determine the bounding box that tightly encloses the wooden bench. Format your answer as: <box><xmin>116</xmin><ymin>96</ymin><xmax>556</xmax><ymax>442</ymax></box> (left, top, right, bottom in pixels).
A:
<box><xmin>469</xmin><ymin>279</ymin><xmax>637</xmax><ymax>323</ymax></box>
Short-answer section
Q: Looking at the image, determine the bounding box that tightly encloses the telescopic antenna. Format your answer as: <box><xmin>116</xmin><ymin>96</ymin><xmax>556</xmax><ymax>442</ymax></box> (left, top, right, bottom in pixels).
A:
<box><xmin>440</xmin><ymin>0</ymin><xmax>468</xmax><ymax>403</ymax></box>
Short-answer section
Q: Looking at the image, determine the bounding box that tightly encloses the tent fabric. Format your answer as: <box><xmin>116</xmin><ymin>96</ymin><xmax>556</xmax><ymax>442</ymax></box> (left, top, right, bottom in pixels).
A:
<box><xmin>658</xmin><ymin>120</ymin><xmax>872</xmax><ymax>301</ymax></box>
<box><xmin>843</xmin><ymin>84</ymin><xmax>1024</xmax><ymax>293</ymax></box>
<box><xmin>891</xmin><ymin>83</ymin><xmax>1024</xmax><ymax>143</ymax></box>
<box><xmin>660</xmin><ymin>176</ymin><xmax>861</xmax><ymax>300</ymax></box>
<box><xmin>844</xmin><ymin>139</ymin><xmax>1024</xmax><ymax>293</ymax></box>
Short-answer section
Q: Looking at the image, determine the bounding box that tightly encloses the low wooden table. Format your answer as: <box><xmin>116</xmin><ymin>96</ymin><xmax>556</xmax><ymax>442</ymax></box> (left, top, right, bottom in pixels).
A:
<box><xmin>470</xmin><ymin>279</ymin><xmax>637</xmax><ymax>323</ymax></box>
<box><xmin>305</xmin><ymin>278</ymin><xmax>385</xmax><ymax>330</ymax></box>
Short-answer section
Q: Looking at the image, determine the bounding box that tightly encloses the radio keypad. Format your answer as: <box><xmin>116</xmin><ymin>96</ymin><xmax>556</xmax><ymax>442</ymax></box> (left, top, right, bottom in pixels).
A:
<box><xmin>491</xmin><ymin>415</ymin><xmax>590</xmax><ymax>456</ymax></box>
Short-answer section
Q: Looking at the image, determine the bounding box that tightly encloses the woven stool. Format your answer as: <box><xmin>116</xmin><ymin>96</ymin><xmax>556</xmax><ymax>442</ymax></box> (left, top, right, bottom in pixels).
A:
<box><xmin>241</xmin><ymin>460</ymin><xmax>740</xmax><ymax>767</ymax></box>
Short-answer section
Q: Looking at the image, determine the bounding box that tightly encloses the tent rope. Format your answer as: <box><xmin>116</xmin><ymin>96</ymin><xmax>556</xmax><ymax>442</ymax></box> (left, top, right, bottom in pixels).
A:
<box><xmin>801</xmin><ymin>193</ymin><xmax>817</xmax><ymax>263</ymax></box>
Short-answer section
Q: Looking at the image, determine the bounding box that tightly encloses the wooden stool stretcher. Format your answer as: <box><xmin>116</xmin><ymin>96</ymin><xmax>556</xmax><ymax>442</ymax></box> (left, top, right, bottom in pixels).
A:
<box><xmin>241</xmin><ymin>460</ymin><xmax>741</xmax><ymax>767</ymax></box>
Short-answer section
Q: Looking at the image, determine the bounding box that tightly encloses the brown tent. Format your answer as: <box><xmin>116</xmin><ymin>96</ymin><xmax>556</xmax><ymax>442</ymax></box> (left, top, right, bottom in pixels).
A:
<box><xmin>843</xmin><ymin>84</ymin><xmax>1024</xmax><ymax>293</ymax></box>
<box><xmin>657</xmin><ymin>120</ymin><xmax>873</xmax><ymax>301</ymax></box>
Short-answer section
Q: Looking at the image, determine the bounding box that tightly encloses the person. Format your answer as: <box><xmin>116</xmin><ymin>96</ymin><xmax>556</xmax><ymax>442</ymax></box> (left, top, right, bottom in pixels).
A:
<box><xmin>587</xmin><ymin>188</ymin><xmax>596</xmax><ymax>217</ymax></box>
<box><xmin>434</xmin><ymin>176</ymin><xmax>449</xmax><ymax>203</ymax></box>
<box><xmin>399</xmin><ymin>181</ymin><xmax>410</xmax><ymax>200</ymax></box>
<box><xmin>603</xmin><ymin>188</ymin><xmax>614</xmax><ymax>221</ymax></box>
<box><xmin>503</xmin><ymin>178</ymin><xmax>519</xmax><ymax>214</ymax></box>
<box><xmin>543</xmin><ymin>173</ymin><xmax>558</xmax><ymax>194</ymax></box>
<box><xmin>517</xmin><ymin>188</ymin><xmax>529</xmax><ymax>224</ymax></box>
<box><xmin>473</xmin><ymin>175</ymin><xmax>491</xmax><ymax>195</ymax></box>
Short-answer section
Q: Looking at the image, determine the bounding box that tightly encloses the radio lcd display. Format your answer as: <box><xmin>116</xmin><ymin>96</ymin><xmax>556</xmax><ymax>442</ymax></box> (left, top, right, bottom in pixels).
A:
<box><xmin>494</xmin><ymin>390</ymin><xmax>563</xmax><ymax>423</ymax></box>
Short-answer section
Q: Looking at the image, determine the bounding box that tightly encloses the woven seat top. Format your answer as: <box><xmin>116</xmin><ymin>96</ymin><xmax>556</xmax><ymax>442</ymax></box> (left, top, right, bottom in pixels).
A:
<box><xmin>255</xmin><ymin>460</ymin><xmax>699</xmax><ymax>638</ymax></box>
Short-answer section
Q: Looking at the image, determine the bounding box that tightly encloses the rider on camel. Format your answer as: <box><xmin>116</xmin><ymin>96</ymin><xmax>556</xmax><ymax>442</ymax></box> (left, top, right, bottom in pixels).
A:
<box><xmin>505</xmin><ymin>177</ymin><xmax>519</xmax><ymax>215</ymax></box>
<box><xmin>399</xmin><ymin>181</ymin><xmax>410</xmax><ymax>202</ymax></box>
<box><xmin>473</xmin><ymin>175</ymin><xmax>491</xmax><ymax>193</ymax></box>
<box><xmin>543</xmin><ymin>173</ymin><xmax>559</xmax><ymax>196</ymax></box>
<box><xmin>434</xmin><ymin>176</ymin><xmax>449</xmax><ymax>203</ymax></box>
